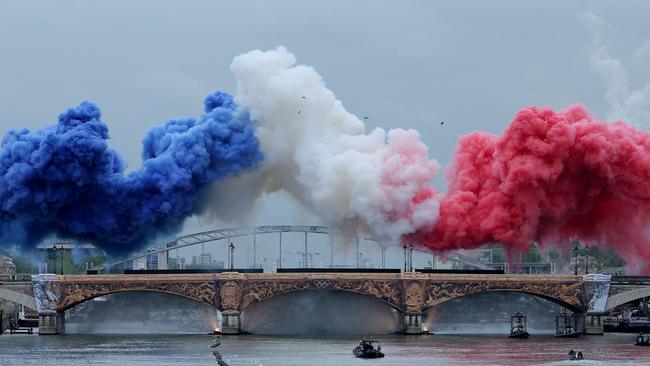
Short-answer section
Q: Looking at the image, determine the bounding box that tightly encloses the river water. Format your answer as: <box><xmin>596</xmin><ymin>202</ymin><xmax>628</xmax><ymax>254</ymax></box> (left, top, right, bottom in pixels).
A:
<box><xmin>0</xmin><ymin>333</ymin><xmax>647</xmax><ymax>366</ymax></box>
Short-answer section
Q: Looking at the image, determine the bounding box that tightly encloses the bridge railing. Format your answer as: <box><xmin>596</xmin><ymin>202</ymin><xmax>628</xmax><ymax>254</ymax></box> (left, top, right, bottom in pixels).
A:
<box><xmin>0</xmin><ymin>273</ymin><xmax>33</xmax><ymax>282</ymax></box>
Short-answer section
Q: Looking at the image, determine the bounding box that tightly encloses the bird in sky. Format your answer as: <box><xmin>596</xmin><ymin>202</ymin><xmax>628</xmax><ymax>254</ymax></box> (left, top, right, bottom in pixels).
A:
<box><xmin>301</xmin><ymin>96</ymin><xmax>306</xmax><ymax>99</ymax></box>
<box><xmin>363</xmin><ymin>116</ymin><xmax>369</xmax><ymax>120</ymax></box>
<box><xmin>440</xmin><ymin>121</ymin><xmax>445</xmax><ymax>125</ymax></box>
<box><xmin>298</xmin><ymin>110</ymin><xmax>301</xmax><ymax>114</ymax></box>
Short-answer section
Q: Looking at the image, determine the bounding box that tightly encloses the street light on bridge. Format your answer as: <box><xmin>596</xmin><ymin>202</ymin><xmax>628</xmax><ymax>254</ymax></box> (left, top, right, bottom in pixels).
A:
<box><xmin>228</xmin><ymin>242</ymin><xmax>235</xmax><ymax>270</ymax></box>
<box><xmin>48</xmin><ymin>244</ymin><xmax>57</xmax><ymax>274</ymax></box>
<box><xmin>573</xmin><ymin>243</ymin><xmax>579</xmax><ymax>276</ymax></box>
<box><xmin>48</xmin><ymin>243</ymin><xmax>64</xmax><ymax>275</ymax></box>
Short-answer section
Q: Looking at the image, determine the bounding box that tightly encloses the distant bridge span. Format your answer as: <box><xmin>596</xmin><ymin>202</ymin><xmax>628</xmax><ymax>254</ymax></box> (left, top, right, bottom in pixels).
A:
<box><xmin>97</xmin><ymin>225</ymin><xmax>494</xmax><ymax>272</ymax></box>
<box><xmin>605</xmin><ymin>276</ymin><xmax>650</xmax><ymax>311</ymax></box>
<box><xmin>0</xmin><ymin>287</ymin><xmax>37</xmax><ymax>311</ymax></box>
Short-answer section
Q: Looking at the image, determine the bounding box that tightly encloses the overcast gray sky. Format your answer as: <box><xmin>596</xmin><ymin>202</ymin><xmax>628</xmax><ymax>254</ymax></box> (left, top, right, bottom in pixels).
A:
<box><xmin>1</xmin><ymin>1</ymin><xmax>649</xmax><ymax>267</ymax></box>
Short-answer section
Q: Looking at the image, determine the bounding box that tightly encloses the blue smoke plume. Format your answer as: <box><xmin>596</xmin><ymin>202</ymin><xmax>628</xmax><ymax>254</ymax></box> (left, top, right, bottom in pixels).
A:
<box><xmin>0</xmin><ymin>92</ymin><xmax>262</xmax><ymax>255</ymax></box>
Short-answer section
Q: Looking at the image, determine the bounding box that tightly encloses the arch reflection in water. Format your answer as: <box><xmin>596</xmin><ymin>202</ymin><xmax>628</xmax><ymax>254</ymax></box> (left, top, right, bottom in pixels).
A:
<box><xmin>65</xmin><ymin>291</ymin><xmax>218</xmax><ymax>334</ymax></box>
<box><xmin>242</xmin><ymin>289</ymin><xmax>399</xmax><ymax>335</ymax></box>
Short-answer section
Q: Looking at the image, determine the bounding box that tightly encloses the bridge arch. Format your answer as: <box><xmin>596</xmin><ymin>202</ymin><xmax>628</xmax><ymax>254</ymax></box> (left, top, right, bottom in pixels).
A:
<box><xmin>421</xmin><ymin>289</ymin><xmax>582</xmax><ymax>313</ymax></box>
<box><xmin>605</xmin><ymin>287</ymin><xmax>650</xmax><ymax>311</ymax></box>
<box><xmin>239</xmin><ymin>285</ymin><xmax>404</xmax><ymax>313</ymax></box>
<box><xmin>241</xmin><ymin>288</ymin><xmax>401</xmax><ymax>334</ymax></box>
<box><xmin>416</xmin><ymin>278</ymin><xmax>586</xmax><ymax>314</ymax></box>
<box><xmin>59</xmin><ymin>288</ymin><xmax>215</xmax><ymax>312</ymax></box>
<box><xmin>57</xmin><ymin>277</ymin><xmax>217</xmax><ymax>312</ymax></box>
<box><xmin>0</xmin><ymin>288</ymin><xmax>37</xmax><ymax>311</ymax></box>
<box><xmin>225</xmin><ymin>275</ymin><xmax>405</xmax><ymax>313</ymax></box>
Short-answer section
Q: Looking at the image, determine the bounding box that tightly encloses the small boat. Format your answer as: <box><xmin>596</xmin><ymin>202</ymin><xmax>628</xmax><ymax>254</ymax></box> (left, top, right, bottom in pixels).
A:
<box><xmin>635</xmin><ymin>333</ymin><xmax>650</xmax><ymax>346</ymax></box>
<box><xmin>509</xmin><ymin>312</ymin><xmax>529</xmax><ymax>339</ymax></box>
<box><xmin>628</xmin><ymin>316</ymin><xmax>650</xmax><ymax>329</ymax></box>
<box><xmin>568</xmin><ymin>349</ymin><xmax>584</xmax><ymax>361</ymax></box>
<box><xmin>556</xmin><ymin>310</ymin><xmax>580</xmax><ymax>338</ymax></box>
<box><xmin>353</xmin><ymin>340</ymin><xmax>385</xmax><ymax>359</ymax></box>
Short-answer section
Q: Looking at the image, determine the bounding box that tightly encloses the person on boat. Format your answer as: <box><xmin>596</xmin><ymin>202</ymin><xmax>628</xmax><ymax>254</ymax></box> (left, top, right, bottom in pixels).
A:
<box><xmin>568</xmin><ymin>349</ymin><xmax>576</xmax><ymax>358</ymax></box>
<box><xmin>577</xmin><ymin>351</ymin><xmax>583</xmax><ymax>360</ymax></box>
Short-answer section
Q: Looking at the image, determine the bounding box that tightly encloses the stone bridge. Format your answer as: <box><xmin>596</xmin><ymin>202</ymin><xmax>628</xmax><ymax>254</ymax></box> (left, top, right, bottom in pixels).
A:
<box><xmin>24</xmin><ymin>272</ymin><xmax>612</xmax><ymax>335</ymax></box>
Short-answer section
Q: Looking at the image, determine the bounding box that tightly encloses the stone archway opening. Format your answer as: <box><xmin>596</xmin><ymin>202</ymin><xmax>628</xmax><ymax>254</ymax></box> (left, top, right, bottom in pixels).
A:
<box><xmin>64</xmin><ymin>291</ymin><xmax>218</xmax><ymax>334</ymax></box>
<box><xmin>241</xmin><ymin>289</ymin><xmax>400</xmax><ymax>335</ymax></box>
<box><xmin>423</xmin><ymin>291</ymin><xmax>575</xmax><ymax>335</ymax></box>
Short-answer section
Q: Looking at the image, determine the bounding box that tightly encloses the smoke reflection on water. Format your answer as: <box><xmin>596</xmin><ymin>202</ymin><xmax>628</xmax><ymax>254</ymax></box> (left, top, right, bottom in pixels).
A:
<box><xmin>425</xmin><ymin>292</ymin><xmax>560</xmax><ymax>334</ymax></box>
<box><xmin>242</xmin><ymin>289</ymin><xmax>399</xmax><ymax>335</ymax></box>
<box><xmin>65</xmin><ymin>291</ymin><xmax>217</xmax><ymax>334</ymax></box>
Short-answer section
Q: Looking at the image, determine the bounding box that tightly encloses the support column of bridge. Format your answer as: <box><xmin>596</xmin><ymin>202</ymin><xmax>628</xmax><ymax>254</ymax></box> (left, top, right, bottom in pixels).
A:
<box><xmin>221</xmin><ymin>310</ymin><xmax>241</xmax><ymax>335</ymax></box>
<box><xmin>39</xmin><ymin>312</ymin><xmax>65</xmax><ymax>335</ymax></box>
<box><xmin>401</xmin><ymin>312</ymin><xmax>424</xmax><ymax>335</ymax></box>
<box><xmin>583</xmin><ymin>313</ymin><xmax>604</xmax><ymax>335</ymax></box>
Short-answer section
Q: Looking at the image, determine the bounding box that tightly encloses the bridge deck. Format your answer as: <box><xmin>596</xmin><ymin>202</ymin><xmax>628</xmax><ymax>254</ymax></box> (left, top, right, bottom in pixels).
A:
<box><xmin>55</xmin><ymin>273</ymin><xmax>585</xmax><ymax>283</ymax></box>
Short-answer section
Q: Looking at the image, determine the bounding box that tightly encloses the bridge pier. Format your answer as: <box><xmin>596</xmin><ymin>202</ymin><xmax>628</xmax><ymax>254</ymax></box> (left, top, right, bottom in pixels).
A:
<box><xmin>401</xmin><ymin>312</ymin><xmax>424</xmax><ymax>335</ymax></box>
<box><xmin>38</xmin><ymin>312</ymin><xmax>65</xmax><ymax>335</ymax></box>
<box><xmin>584</xmin><ymin>313</ymin><xmax>604</xmax><ymax>335</ymax></box>
<box><xmin>220</xmin><ymin>310</ymin><xmax>241</xmax><ymax>335</ymax></box>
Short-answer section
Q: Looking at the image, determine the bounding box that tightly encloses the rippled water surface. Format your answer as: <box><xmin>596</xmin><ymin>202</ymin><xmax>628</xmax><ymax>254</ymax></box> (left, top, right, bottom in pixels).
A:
<box><xmin>1</xmin><ymin>334</ymin><xmax>648</xmax><ymax>366</ymax></box>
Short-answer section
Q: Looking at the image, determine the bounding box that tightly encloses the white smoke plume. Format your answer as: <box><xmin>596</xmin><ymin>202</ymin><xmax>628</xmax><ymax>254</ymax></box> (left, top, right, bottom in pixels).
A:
<box><xmin>582</xmin><ymin>12</ymin><xmax>650</xmax><ymax>128</ymax></box>
<box><xmin>225</xmin><ymin>47</ymin><xmax>439</xmax><ymax>244</ymax></box>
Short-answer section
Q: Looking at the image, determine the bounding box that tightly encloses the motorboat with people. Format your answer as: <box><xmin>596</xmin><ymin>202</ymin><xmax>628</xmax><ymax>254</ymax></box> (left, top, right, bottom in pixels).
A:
<box><xmin>568</xmin><ymin>349</ymin><xmax>584</xmax><ymax>361</ymax></box>
<box><xmin>556</xmin><ymin>310</ymin><xmax>580</xmax><ymax>338</ymax></box>
<box><xmin>635</xmin><ymin>333</ymin><xmax>650</xmax><ymax>346</ymax></box>
<box><xmin>509</xmin><ymin>312</ymin><xmax>529</xmax><ymax>338</ymax></box>
<box><xmin>353</xmin><ymin>340</ymin><xmax>385</xmax><ymax>359</ymax></box>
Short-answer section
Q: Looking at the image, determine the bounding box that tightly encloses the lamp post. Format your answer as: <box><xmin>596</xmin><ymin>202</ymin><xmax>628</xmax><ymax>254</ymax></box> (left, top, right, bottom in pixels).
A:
<box><xmin>585</xmin><ymin>245</ymin><xmax>589</xmax><ymax>275</ymax></box>
<box><xmin>228</xmin><ymin>242</ymin><xmax>235</xmax><ymax>270</ymax></box>
<box><xmin>48</xmin><ymin>244</ymin><xmax>58</xmax><ymax>275</ymax></box>
<box><xmin>403</xmin><ymin>245</ymin><xmax>408</xmax><ymax>272</ymax></box>
<box><xmin>573</xmin><ymin>243</ymin><xmax>579</xmax><ymax>275</ymax></box>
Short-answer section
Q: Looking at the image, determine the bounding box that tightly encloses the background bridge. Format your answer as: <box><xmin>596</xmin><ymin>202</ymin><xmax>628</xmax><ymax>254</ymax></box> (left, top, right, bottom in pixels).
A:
<box><xmin>96</xmin><ymin>225</ymin><xmax>496</xmax><ymax>273</ymax></box>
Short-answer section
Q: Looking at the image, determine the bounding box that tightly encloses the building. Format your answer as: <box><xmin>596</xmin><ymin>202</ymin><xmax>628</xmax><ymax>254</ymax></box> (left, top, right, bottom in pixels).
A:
<box><xmin>130</xmin><ymin>247</ymin><xmax>168</xmax><ymax>270</ymax></box>
<box><xmin>192</xmin><ymin>253</ymin><xmax>212</xmax><ymax>267</ymax></box>
<box><xmin>0</xmin><ymin>255</ymin><xmax>16</xmax><ymax>274</ymax></box>
<box><xmin>477</xmin><ymin>245</ymin><xmax>557</xmax><ymax>274</ymax></box>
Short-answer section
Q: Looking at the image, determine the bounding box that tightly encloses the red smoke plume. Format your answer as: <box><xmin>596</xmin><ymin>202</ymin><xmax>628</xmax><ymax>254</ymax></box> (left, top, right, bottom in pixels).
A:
<box><xmin>417</xmin><ymin>104</ymin><xmax>650</xmax><ymax>273</ymax></box>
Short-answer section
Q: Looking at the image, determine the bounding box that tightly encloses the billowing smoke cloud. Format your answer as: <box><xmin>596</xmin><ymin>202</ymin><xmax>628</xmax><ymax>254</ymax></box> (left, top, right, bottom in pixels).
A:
<box><xmin>0</xmin><ymin>92</ymin><xmax>262</xmax><ymax>255</ymax></box>
<box><xmin>416</xmin><ymin>104</ymin><xmax>650</xmax><ymax>272</ymax></box>
<box><xmin>582</xmin><ymin>12</ymin><xmax>650</xmax><ymax>128</ymax></box>
<box><xmin>228</xmin><ymin>47</ymin><xmax>439</xmax><ymax>244</ymax></box>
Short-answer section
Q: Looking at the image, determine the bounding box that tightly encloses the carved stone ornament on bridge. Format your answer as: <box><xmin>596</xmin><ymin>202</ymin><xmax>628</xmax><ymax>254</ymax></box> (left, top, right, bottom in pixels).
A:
<box><xmin>219</xmin><ymin>280</ymin><xmax>241</xmax><ymax>311</ymax></box>
<box><xmin>404</xmin><ymin>282</ymin><xmax>425</xmax><ymax>312</ymax></box>
<box><xmin>582</xmin><ymin>274</ymin><xmax>612</xmax><ymax>313</ymax></box>
<box><xmin>237</xmin><ymin>275</ymin><xmax>404</xmax><ymax>311</ymax></box>
<box><xmin>32</xmin><ymin>274</ymin><xmax>59</xmax><ymax>314</ymax></box>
